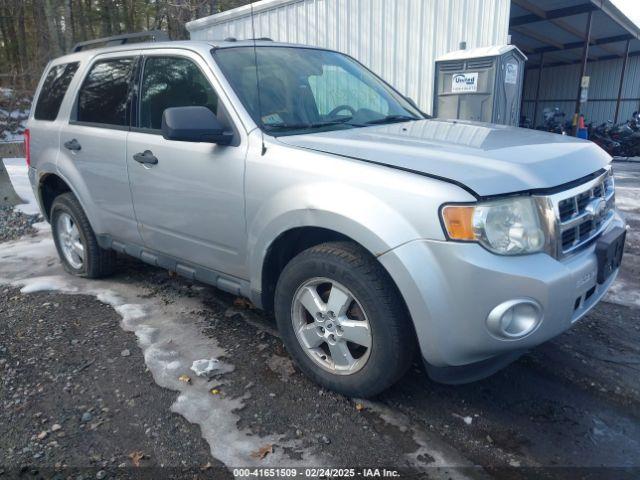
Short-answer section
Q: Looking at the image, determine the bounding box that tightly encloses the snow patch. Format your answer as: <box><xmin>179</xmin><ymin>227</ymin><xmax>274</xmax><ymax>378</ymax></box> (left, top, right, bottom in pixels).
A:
<box><xmin>114</xmin><ymin>303</ymin><xmax>147</xmax><ymax>324</ymax></box>
<box><xmin>2</xmin><ymin>158</ymin><xmax>39</xmax><ymax>215</ymax></box>
<box><xmin>0</xmin><ymin>216</ymin><xmax>321</xmax><ymax>469</ymax></box>
<box><xmin>19</xmin><ymin>275</ymin><xmax>78</xmax><ymax>294</ymax></box>
<box><xmin>358</xmin><ymin>400</ymin><xmax>476</xmax><ymax>478</ymax></box>
<box><xmin>95</xmin><ymin>290</ymin><xmax>123</xmax><ymax>306</ymax></box>
<box><xmin>606</xmin><ymin>278</ymin><xmax>640</xmax><ymax>308</ymax></box>
<box><xmin>191</xmin><ymin>358</ymin><xmax>222</xmax><ymax>378</ymax></box>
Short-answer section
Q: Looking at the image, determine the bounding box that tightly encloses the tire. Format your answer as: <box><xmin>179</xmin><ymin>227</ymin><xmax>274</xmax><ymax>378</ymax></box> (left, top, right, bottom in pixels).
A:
<box><xmin>50</xmin><ymin>192</ymin><xmax>116</xmax><ymax>278</ymax></box>
<box><xmin>274</xmin><ymin>241</ymin><xmax>416</xmax><ymax>397</ymax></box>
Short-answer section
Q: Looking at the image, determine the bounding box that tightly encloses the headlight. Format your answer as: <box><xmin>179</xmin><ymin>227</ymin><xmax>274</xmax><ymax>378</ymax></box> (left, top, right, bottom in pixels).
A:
<box><xmin>441</xmin><ymin>197</ymin><xmax>546</xmax><ymax>255</ymax></box>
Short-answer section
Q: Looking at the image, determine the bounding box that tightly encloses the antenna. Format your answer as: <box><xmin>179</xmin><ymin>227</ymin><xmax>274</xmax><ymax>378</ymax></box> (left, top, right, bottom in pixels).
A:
<box><xmin>250</xmin><ymin>2</ymin><xmax>267</xmax><ymax>155</ymax></box>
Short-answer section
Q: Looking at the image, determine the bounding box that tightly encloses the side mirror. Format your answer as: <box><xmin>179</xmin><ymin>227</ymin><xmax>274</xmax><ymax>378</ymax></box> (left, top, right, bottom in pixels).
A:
<box><xmin>161</xmin><ymin>106</ymin><xmax>233</xmax><ymax>145</ymax></box>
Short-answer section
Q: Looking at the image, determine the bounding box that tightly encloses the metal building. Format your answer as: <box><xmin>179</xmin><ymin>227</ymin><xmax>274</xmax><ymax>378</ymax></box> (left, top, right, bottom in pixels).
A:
<box><xmin>187</xmin><ymin>0</ymin><xmax>511</xmax><ymax>114</ymax></box>
<box><xmin>512</xmin><ymin>1</ymin><xmax>640</xmax><ymax>127</ymax></box>
<box><xmin>187</xmin><ymin>0</ymin><xmax>640</xmax><ymax>126</ymax></box>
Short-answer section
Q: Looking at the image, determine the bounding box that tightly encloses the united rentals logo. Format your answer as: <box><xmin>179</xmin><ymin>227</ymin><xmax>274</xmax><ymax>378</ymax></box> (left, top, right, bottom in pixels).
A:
<box><xmin>451</xmin><ymin>72</ymin><xmax>478</xmax><ymax>93</ymax></box>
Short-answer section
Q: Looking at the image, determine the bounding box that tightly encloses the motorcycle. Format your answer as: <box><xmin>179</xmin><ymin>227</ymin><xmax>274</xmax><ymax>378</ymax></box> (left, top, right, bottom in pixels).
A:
<box><xmin>537</xmin><ymin>108</ymin><xmax>569</xmax><ymax>135</ymax></box>
<box><xmin>519</xmin><ymin>115</ymin><xmax>533</xmax><ymax>129</ymax></box>
<box><xmin>608</xmin><ymin>112</ymin><xmax>640</xmax><ymax>157</ymax></box>
<box><xmin>588</xmin><ymin>121</ymin><xmax>622</xmax><ymax>156</ymax></box>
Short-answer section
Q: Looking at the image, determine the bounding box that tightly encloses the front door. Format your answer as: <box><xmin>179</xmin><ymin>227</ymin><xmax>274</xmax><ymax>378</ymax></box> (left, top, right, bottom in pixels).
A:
<box><xmin>126</xmin><ymin>51</ymin><xmax>247</xmax><ymax>278</ymax></box>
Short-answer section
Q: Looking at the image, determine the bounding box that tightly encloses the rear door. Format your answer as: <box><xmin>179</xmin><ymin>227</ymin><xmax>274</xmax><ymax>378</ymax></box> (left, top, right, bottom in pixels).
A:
<box><xmin>58</xmin><ymin>53</ymin><xmax>142</xmax><ymax>244</ymax></box>
<box><xmin>28</xmin><ymin>61</ymin><xmax>80</xmax><ymax>171</ymax></box>
<box><xmin>126</xmin><ymin>50</ymin><xmax>247</xmax><ymax>278</ymax></box>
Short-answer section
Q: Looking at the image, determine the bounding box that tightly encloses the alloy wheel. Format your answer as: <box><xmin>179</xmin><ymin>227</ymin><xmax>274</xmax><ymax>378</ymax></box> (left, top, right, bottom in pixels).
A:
<box><xmin>291</xmin><ymin>277</ymin><xmax>372</xmax><ymax>375</ymax></box>
<box><xmin>56</xmin><ymin>212</ymin><xmax>85</xmax><ymax>270</ymax></box>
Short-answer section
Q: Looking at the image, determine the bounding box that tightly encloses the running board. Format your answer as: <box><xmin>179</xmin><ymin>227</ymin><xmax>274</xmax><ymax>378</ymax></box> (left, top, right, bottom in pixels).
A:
<box><xmin>97</xmin><ymin>234</ymin><xmax>251</xmax><ymax>299</ymax></box>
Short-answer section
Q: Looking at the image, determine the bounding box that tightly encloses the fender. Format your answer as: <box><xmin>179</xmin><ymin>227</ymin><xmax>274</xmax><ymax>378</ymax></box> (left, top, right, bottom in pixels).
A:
<box><xmin>244</xmin><ymin>136</ymin><xmax>476</xmax><ymax>296</ymax></box>
<box><xmin>31</xmin><ymin>159</ymin><xmax>58</xmax><ymax>217</ymax></box>
<box><xmin>52</xmin><ymin>159</ymin><xmax>105</xmax><ymax>234</ymax></box>
<box><xmin>248</xmin><ymin>182</ymin><xmax>423</xmax><ymax>295</ymax></box>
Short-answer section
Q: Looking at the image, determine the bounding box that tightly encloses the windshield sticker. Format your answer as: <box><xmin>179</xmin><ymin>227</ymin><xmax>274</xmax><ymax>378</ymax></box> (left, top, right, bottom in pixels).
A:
<box><xmin>262</xmin><ymin>113</ymin><xmax>284</xmax><ymax>125</ymax></box>
<box><xmin>451</xmin><ymin>72</ymin><xmax>478</xmax><ymax>93</ymax></box>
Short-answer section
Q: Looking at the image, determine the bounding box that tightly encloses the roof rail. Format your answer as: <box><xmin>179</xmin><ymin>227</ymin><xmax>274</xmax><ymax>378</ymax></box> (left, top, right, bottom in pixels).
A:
<box><xmin>71</xmin><ymin>30</ymin><xmax>169</xmax><ymax>53</ymax></box>
<box><xmin>222</xmin><ymin>37</ymin><xmax>273</xmax><ymax>43</ymax></box>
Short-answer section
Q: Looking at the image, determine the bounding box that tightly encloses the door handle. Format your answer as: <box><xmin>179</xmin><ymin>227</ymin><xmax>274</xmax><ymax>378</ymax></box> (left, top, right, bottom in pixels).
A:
<box><xmin>133</xmin><ymin>150</ymin><xmax>158</xmax><ymax>165</ymax></box>
<box><xmin>64</xmin><ymin>139</ymin><xmax>82</xmax><ymax>151</ymax></box>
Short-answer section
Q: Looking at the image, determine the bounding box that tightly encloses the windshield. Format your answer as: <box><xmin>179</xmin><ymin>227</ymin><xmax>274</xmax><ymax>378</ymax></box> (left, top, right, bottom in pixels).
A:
<box><xmin>213</xmin><ymin>46</ymin><xmax>423</xmax><ymax>136</ymax></box>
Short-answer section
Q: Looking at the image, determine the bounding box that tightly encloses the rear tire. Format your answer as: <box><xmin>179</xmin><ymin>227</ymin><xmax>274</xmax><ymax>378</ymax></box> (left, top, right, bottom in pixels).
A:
<box><xmin>274</xmin><ymin>241</ymin><xmax>415</xmax><ymax>397</ymax></box>
<box><xmin>51</xmin><ymin>192</ymin><xmax>116</xmax><ymax>278</ymax></box>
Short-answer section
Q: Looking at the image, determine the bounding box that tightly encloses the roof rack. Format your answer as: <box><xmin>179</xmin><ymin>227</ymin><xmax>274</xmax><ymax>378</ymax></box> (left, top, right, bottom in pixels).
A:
<box><xmin>222</xmin><ymin>37</ymin><xmax>273</xmax><ymax>43</ymax></box>
<box><xmin>71</xmin><ymin>30</ymin><xmax>169</xmax><ymax>53</ymax></box>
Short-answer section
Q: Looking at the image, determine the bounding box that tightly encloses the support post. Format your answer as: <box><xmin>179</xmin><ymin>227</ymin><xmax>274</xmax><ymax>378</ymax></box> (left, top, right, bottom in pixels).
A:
<box><xmin>614</xmin><ymin>39</ymin><xmax>631</xmax><ymax>124</ymax></box>
<box><xmin>574</xmin><ymin>10</ymin><xmax>593</xmax><ymax>118</ymax></box>
<box><xmin>533</xmin><ymin>52</ymin><xmax>544</xmax><ymax>127</ymax></box>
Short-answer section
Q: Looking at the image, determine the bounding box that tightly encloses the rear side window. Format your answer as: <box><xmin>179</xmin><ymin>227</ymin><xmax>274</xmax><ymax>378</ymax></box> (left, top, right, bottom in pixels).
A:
<box><xmin>77</xmin><ymin>58</ymin><xmax>135</xmax><ymax>126</ymax></box>
<box><xmin>34</xmin><ymin>62</ymin><xmax>79</xmax><ymax>121</ymax></box>
<box><xmin>139</xmin><ymin>56</ymin><xmax>218</xmax><ymax>130</ymax></box>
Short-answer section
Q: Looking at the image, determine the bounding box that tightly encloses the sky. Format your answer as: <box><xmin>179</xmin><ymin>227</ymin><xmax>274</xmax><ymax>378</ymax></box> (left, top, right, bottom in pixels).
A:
<box><xmin>611</xmin><ymin>0</ymin><xmax>640</xmax><ymax>27</ymax></box>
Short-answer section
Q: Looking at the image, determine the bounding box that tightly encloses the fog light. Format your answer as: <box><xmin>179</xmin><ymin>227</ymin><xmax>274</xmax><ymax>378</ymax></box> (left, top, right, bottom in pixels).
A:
<box><xmin>486</xmin><ymin>299</ymin><xmax>542</xmax><ymax>339</ymax></box>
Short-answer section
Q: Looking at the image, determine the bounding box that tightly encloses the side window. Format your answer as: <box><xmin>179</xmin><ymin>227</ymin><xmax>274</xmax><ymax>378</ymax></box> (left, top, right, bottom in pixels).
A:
<box><xmin>139</xmin><ymin>56</ymin><xmax>218</xmax><ymax>130</ymax></box>
<box><xmin>34</xmin><ymin>62</ymin><xmax>79</xmax><ymax>121</ymax></box>
<box><xmin>77</xmin><ymin>58</ymin><xmax>135</xmax><ymax>126</ymax></box>
<box><xmin>308</xmin><ymin>65</ymin><xmax>389</xmax><ymax>117</ymax></box>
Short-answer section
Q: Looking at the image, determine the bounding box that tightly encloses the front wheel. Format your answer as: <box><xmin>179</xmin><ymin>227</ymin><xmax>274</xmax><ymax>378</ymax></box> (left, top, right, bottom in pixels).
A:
<box><xmin>274</xmin><ymin>242</ymin><xmax>415</xmax><ymax>397</ymax></box>
<box><xmin>51</xmin><ymin>192</ymin><xmax>116</xmax><ymax>278</ymax></box>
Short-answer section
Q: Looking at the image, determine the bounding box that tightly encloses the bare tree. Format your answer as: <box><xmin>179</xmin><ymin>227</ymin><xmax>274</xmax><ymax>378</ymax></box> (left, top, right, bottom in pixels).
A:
<box><xmin>0</xmin><ymin>0</ymin><xmax>255</xmax><ymax>90</ymax></box>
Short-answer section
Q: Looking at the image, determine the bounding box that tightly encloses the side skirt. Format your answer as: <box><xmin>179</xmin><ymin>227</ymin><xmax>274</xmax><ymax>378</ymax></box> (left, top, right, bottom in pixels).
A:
<box><xmin>96</xmin><ymin>234</ymin><xmax>254</xmax><ymax>301</ymax></box>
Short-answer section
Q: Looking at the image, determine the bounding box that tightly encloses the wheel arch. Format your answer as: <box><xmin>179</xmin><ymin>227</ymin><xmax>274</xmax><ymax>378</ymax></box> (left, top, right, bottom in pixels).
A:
<box><xmin>256</xmin><ymin>223</ymin><xmax>414</xmax><ymax>331</ymax></box>
<box><xmin>259</xmin><ymin>226</ymin><xmax>351</xmax><ymax>312</ymax></box>
<box><xmin>38</xmin><ymin>173</ymin><xmax>72</xmax><ymax>221</ymax></box>
<box><xmin>38</xmin><ymin>172</ymin><xmax>102</xmax><ymax>234</ymax></box>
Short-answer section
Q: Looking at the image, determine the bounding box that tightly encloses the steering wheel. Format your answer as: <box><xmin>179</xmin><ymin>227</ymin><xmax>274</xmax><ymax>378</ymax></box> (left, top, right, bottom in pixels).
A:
<box><xmin>327</xmin><ymin>105</ymin><xmax>356</xmax><ymax>119</ymax></box>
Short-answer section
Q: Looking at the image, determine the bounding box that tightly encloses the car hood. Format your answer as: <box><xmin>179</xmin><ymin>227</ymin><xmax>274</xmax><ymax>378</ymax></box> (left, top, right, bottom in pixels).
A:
<box><xmin>275</xmin><ymin>119</ymin><xmax>611</xmax><ymax>197</ymax></box>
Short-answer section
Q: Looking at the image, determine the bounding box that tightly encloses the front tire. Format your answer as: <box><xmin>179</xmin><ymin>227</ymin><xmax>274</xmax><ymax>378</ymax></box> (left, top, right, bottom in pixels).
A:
<box><xmin>274</xmin><ymin>241</ymin><xmax>415</xmax><ymax>397</ymax></box>
<box><xmin>51</xmin><ymin>192</ymin><xmax>116</xmax><ymax>278</ymax></box>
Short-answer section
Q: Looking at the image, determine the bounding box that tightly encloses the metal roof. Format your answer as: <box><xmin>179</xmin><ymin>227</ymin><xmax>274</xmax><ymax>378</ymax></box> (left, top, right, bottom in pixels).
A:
<box><xmin>509</xmin><ymin>0</ymin><xmax>640</xmax><ymax>68</ymax></box>
<box><xmin>436</xmin><ymin>45</ymin><xmax>527</xmax><ymax>62</ymax></box>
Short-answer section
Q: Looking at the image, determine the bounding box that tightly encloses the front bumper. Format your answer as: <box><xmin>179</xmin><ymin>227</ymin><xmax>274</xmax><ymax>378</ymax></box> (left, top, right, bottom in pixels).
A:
<box><xmin>378</xmin><ymin>211</ymin><xmax>626</xmax><ymax>370</ymax></box>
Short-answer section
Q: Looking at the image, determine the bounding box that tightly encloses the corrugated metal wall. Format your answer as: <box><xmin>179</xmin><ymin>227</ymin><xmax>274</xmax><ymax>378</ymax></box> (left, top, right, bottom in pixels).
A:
<box><xmin>187</xmin><ymin>0</ymin><xmax>511</xmax><ymax>114</ymax></box>
<box><xmin>522</xmin><ymin>56</ymin><xmax>640</xmax><ymax>127</ymax></box>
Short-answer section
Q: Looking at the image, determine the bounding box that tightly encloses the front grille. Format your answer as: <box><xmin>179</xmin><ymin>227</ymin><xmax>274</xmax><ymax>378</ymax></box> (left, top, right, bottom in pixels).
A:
<box><xmin>552</xmin><ymin>170</ymin><xmax>615</xmax><ymax>256</ymax></box>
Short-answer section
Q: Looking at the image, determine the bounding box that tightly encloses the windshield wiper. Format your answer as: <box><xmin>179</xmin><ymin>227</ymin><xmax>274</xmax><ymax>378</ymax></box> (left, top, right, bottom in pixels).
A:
<box><xmin>263</xmin><ymin>120</ymin><xmax>354</xmax><ymax>131</ymax></box>
<box><xmin>363</xmin><ymin>114</ymin><xmax>418</xmax><ymax>125</ymax></box>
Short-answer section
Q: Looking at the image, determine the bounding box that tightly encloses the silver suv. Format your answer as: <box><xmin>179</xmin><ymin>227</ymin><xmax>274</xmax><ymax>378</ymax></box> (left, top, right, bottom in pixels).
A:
<box><xmin>26</xmin><ymin>39</ymin><xmax>626</xmax><ymax>396</ymax></box>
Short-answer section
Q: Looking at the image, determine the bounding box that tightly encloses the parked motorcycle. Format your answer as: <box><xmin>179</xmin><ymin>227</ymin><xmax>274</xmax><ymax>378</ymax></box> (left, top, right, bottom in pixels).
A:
<box><xmin>608</xmin><ymin>112</ymin><xmax>640</xmax><ymax>157</ymax></box>
<box><xmin>537</xmin><ymin>108</ymin><xmax>569</xmax><ymax>135</ymax></box>
<box><xmin>588</xmin><ymin>121</ymin><xmax>622</xmax><ymax>156</ymax></box>
<box><xmin>519</xmin><ymin>115</ymin><xmax>533</xmax><ymax>129</ymax></box>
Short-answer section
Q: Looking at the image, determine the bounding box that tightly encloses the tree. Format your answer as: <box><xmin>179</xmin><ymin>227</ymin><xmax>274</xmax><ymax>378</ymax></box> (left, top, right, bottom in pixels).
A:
<box><xmin>0</xmin><ymin>0</ymin><xmax>257</xmax><ymax>92</ymax></box>
<box><xmin>44</xmin><ymin>0</ymin><xmax>63</xmax><ymax>57</ymax></box>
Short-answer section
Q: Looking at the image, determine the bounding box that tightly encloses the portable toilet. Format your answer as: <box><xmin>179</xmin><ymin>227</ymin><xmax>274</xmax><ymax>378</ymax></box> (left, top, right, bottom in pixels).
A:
<box><xmin>433</xmin><ymin>45</ymin><xmax>527</xmax><ymax>126</ymax></box>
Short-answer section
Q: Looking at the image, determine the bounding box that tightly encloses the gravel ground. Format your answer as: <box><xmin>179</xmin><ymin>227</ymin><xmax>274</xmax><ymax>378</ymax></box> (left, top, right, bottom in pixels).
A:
<box><xmin>0</xmin><ymin>287</ymin><xmax>227</xmax><ymax>479</ymax></box>
<box><xmin>1</xmin><ymin>164</ymin><xmax>640</xmax><ymax>479</ymax></box>
<box><xmin>0</xmin><ymin>206</ymin><xmax>40</xmax><ymax>242</ymax></box>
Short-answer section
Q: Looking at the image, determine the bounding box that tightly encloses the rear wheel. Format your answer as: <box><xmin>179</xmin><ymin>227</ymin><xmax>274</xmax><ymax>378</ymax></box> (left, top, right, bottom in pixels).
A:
<box><xmin>51</xmin><ymin>193</ymin><xmax>116</xmax><ymax>278</ymax></box>
<box><xmin>275</xmin><ymin>241</ymin><xmax>415</xmax><ymax>397</ymax></box>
